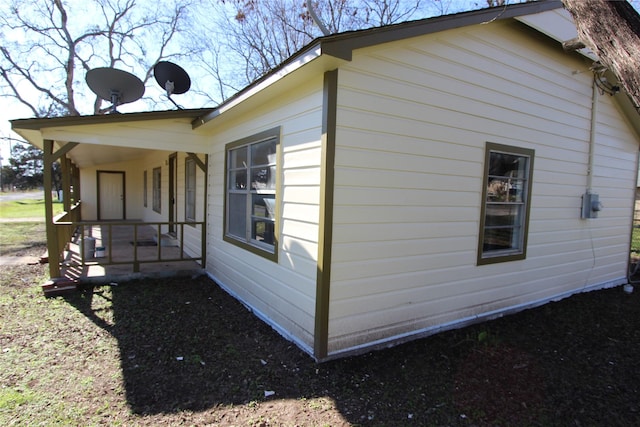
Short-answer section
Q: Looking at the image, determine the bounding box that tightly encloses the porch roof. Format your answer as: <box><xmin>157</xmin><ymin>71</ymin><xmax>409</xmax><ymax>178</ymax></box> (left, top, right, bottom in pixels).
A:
<box><xmin>10</xmin><ymin>108</ymin><xmax>213</xmax><ymax>168</ymax></box>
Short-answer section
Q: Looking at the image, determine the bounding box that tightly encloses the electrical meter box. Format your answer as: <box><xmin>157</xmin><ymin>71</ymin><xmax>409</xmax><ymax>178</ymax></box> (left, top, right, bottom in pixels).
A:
<box><xmin>581</xmin><ymin>192</ymin><xmax>602</xmax><ymax>219</ymax></box>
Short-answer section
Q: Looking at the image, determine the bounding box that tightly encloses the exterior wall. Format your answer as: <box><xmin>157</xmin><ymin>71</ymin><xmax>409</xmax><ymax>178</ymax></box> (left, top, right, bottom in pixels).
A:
<box><xmin>79</xmin><ymin>150</ymin><xmax>206</xmax><ymax>259</ymax></box>
<box><xmin>327</xmin><ymin>21</ymin><xmax>639</xmax><ymax>355</ymax></box>
<box><xmin>204</xmin><ymin>77</ymin><xmax>324</xmax><ymax>353</ymax></box>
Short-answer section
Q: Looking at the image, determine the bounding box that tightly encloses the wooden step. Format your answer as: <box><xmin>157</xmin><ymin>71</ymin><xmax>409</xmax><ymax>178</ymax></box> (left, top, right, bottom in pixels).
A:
<box><xmin>42</xmin><ymin>278</ymin><xmax>77</xmax><ymax>296</ymax></box>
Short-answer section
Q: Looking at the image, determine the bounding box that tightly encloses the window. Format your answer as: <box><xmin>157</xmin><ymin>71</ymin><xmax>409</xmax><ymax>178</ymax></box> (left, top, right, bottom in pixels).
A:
<box><xmin>143</xmin><ymin>170</ymin><xmax>147</xmax><ymax>208</ymax></box>
<box><xmin>152</xmin><ymin>167</ymin><xmax>161</xmax><ymax>213</ymax></box>
<box><xmin>225</xmin><ymin>127</ymin><xmax>280</xmax><ymax>259</ymax></box>
<box><xmin>478</xmin><ymin>142</ymin><xmax>534</xmax><ymax>265</ymax></box>
<box><xmin>185</xmin><ymin>157</ymin><xmax>196</xmax><ymax>222</ymax></box>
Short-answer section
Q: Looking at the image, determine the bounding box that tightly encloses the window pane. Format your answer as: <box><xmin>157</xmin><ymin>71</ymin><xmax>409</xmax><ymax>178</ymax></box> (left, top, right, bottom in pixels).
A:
<box><xmin>251</xmin><ymin>166</ymin><xmax>275</xmax><ymax>190</ymax></box>
<box><xmin>489</xmin><ymin>152</ymin><xmax>528</xmax><ymax>179</ymax></box>
<box><xmin>186</xmin><ymin>159</ymin><xmax>196</xmax><ymax>221</ymax></box>
<box><xmin>484</xmin><ymin>204</ymin><xmax>523</xmax><ymax>227</ymax></box>
<box><xmin>153</xmin><ymin>167</ymin><xmax>161</xmax><ymax>213</ymax></box>
<box><xmin>229</xmin><ymin>169</ymin><xmax>247</xmax><ymax>190</ymax></box>
<box><xmin>253</xmin><ymin>194</ymin><xmax>275</xmax><ymax>219</ymax></box>
<box><xmin>228</xmin><ymin>193</ymin><xmax>247</xmax><ymax>238</ymax></box>
<box><xmin>483</xmin><ymin>226</ymin><xmax>521</xmax><ymax>251</ymax></box>
<box><xmin>252</xmin><ymin>219</ymin><xmax>275</xmax><ymax>245</ymax></box>
<box><xmin>487</xmin><ymin>178</ymin><xmax>524</xmax><ymax>203</ymax></box>
<box><xmin>229</xmin><ymin>146</ymin><xmax>248</xmax><ymax>169</ymax></box>
<box><xmin>251</xmin><ymin>138</ymin><xmax>276</xmax><ymax>165</ymax></box>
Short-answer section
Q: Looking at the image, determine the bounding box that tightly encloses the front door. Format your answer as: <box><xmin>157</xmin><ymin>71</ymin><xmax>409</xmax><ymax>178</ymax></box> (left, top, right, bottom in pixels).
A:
<box><xmin>168</xmin><ymin>153</ymin><xmax>177</xmax><ymax>233</ymax></box>
<box><xmin>98</xmin><ymin>171</ymin><xmax>125</xmax><ymax>220</ymax></box>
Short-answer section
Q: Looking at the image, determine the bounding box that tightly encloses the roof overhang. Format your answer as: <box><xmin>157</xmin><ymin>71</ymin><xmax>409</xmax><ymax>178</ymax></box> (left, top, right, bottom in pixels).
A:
<box><xmin>11</xmin><ymin>109</ymin><xmax>212</xmax><ymax>168</ymax></box>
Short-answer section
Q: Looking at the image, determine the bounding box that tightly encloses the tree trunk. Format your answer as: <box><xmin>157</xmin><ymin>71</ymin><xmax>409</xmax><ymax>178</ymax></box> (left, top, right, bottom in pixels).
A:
<box><xmin>562</xmin><ymin>0</ymin><xmax>640</xmax><ymax>109</ymax></box>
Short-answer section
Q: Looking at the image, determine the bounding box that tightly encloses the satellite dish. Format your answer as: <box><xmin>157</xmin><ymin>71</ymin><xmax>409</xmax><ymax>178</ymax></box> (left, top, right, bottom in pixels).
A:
<box><xmin>86</xmin><ymin>68</ymin><xmax>145</xmax><ymax>113</ymax></box>
<box><xmin>154</xmin><ymin>61</ymin><xmax>191</xmax><ymax>109</ymax></box>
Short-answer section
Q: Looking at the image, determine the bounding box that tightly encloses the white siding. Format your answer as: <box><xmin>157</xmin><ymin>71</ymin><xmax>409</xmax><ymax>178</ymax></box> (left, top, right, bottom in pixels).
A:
<box><xmin>327</xmin><ymin>20</ymin><xmax>639</xmax><ymax>355</ymax></box>
<box><xmin>205</xmin><ymin>77</ymin><xmax>324</xmax><ymax>351</ymax></box>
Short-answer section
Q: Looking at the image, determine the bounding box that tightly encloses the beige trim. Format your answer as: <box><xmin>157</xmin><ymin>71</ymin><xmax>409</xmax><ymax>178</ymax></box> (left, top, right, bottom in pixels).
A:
<box><xmin>315</xmin><ymin>69</ymin><xmax>338</xmax><ymax>360</ymax></box>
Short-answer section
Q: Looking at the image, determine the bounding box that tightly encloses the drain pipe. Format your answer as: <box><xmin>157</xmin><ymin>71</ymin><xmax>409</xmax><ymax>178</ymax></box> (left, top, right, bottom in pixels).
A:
<box><xmin>587</xmin><ymin>75</ymin><xmax>599</xmax><ymax>193</ymax></box>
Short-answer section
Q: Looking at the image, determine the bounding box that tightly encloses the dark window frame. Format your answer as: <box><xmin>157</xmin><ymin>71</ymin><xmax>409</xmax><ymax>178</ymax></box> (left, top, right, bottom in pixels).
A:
<box><xmin>143</xmin><ymin>170</ymin><xmax>147</xmax><ymax>208</ymax></box>
<box><xmin>224</xmin><ymin>127</ymin><xmax>280</xmax><ymax>261</ymax></box>
<box><xmin>152</xmin><ymin>167</ymin><xmax>161</xmax><ymax>214</ymax></box>
<box><xmin>477</xmin><ymin>142</ymin><xmax>534</xmax><ymax>265</ymax></box>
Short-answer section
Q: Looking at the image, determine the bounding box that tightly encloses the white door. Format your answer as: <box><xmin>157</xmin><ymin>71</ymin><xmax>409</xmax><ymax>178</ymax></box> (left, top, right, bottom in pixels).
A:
<box><xmin>98</xmin><ymin>171</ymin><xmax>125</xmax><ymax>220</ymax></box>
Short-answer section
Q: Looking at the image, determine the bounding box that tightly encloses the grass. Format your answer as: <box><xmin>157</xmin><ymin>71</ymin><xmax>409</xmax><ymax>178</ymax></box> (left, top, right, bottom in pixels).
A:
<box><xmin>0</xmin><ymin>195</ymin><xmax>64</xmax><ymax>256</ymax></box>
<box><xmin>0</xmin><ymin>222</ymin><xmax>47</xmax><ymax>256</ymax></box>
<box><xmin>0</xmin><ymin>196</ymin><xmax>64</xmax><ymax>219</ymax></box>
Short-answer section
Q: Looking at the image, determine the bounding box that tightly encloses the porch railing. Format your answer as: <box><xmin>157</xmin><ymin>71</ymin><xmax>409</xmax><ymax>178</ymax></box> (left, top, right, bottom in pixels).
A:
<box><xmin>53</xmin><ymin>219</ymin><xmax>206</xmax><ymax>273</ymax></box>
<box><xmin>52</xmin><ymin>202</ymin><xmax>82</xmax><ymax>259</ymax></box>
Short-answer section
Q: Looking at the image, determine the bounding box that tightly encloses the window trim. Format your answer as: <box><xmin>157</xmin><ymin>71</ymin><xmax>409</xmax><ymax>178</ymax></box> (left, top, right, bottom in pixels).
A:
<box><xmin>185</xmin><ymin>157</ymin><xmax>196</xmax><ymax>223</ymax></box>
<box><xmin>477</xmin><ymin>142</ymin><xmax>534</xmax><ymax>265</ymax></box>
<box><xmin>152</xmin><ymin>166</ymin><xmax>161</xmax><ymax>214</ymax></box>
<box><xmin>223</xmin><ymin>127</ymin><xmax>281</xmax><ymax>262</ymax></box>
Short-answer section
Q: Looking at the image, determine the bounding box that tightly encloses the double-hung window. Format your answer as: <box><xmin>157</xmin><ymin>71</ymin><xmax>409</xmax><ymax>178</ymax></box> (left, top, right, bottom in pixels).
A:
<box><xmin>225</xmin><ymin>127</ymin><xmax>279</xmax><ymax>259</ymax></box>
<box><xmin>152</xmin><ymin>167</ymin><xmax>161</xmax><ymax>214</ymax></box>
<box><xmin>185</xmin><ymin>157</ymin><xmax>196</xmax><ymax>223</ymax></box>
<box><xmin>143</xmin><ymin>170</ymin><xmax>147</xmax><ymax>208</ymax></box>
<box><xmin>478</xmin><ymin>142</ymin><xmax>534</xmax><ymax>265</ymax></box>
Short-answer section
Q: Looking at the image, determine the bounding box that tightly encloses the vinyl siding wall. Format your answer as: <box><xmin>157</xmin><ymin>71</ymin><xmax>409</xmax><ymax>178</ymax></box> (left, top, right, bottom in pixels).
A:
<box><xmin>205</xmin><ymin>77</ymin><xmax>324</xmax><ymax>352</ymax></box>
<box><xmin>327</xmin><ymin>20</ymin><xmax>639</xmax><ymax>355</ymax></box>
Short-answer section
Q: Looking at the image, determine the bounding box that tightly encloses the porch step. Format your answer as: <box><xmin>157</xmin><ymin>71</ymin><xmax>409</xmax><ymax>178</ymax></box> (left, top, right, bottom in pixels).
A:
<box><xmin>42</xmin><ymin>278</ymin><xmax>78</xmax><ymax>297</ymax></box>
<box><xmin>154</xmin><ymin>233</ymin><xmax>179</xmax><ymax>247</ymax></box>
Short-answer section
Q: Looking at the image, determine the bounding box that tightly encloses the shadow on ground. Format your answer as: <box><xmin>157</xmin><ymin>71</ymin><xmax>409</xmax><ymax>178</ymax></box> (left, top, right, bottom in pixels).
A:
<box><xmin>64</xmin><ymin>276</ymin><xmax>640</xmax><ymax>426</ymax></box>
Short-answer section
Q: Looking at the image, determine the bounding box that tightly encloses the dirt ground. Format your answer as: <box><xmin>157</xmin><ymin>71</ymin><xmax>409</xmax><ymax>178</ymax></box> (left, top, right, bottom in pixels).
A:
<box><xmin>1</xmin><ymin>244</ymin><xmax>640</xmax><ymax>426</ymax></box>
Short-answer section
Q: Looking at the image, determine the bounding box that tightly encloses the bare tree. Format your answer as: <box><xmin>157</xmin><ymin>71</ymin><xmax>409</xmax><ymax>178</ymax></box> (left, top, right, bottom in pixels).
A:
<box><xmin>193</xmin><ymin>0</ymin><xmax>428</xmax><ymax>104</ymax></box>
<box><xmin>0</xmin><ymin>0</ymin><xmax>196</xmax><ymax>117</ymax></box>
<box><xmin>561</xmin><ymin>0</ymin><xmax>640</xmax><ymax>111</ymax></box>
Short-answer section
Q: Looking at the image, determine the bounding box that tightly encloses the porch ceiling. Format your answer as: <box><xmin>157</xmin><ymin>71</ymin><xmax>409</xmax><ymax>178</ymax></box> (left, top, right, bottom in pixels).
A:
<box><xmin>63</xmin><ymin>143</ymin><xmax>168</xmax><ymax>168</ymax></box>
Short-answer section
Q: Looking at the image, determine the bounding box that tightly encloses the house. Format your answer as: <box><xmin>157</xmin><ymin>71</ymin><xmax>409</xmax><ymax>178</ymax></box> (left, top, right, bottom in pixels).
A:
<box><xmin>11</xmin><ymin>0</ymin><xmax>640</xmax><ymax>361</ymax></box>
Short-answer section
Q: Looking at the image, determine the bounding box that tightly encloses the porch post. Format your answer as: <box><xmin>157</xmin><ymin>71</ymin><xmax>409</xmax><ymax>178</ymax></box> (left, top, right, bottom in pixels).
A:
<box><xmin>43</xmin><ymin>140</ymin><xmax>61</xmax><ymax>278</ymax></box>
<box><xmin>202</xmin><ymin>154</ymin><xmax>208</xmax><ymax>269</ymax></box>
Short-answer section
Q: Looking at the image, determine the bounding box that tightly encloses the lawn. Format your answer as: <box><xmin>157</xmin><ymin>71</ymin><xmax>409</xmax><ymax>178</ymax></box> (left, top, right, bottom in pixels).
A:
<box><xmin>0</xmin><ymin>196</ymin><xmax>65</xmax><ymax>256</ymax></box>
<box><xmin>1</xmin><ymin>237</ymin><xmax>640</xmax><ymax>425</ymax></box>
<box><xmin>0</xmin><ymin>196</ymin><xmax>64</xmax><ymax>219</ymax></box>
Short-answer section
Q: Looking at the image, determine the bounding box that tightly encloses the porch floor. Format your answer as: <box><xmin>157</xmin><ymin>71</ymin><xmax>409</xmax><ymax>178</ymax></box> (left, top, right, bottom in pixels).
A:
<box><xmin>60</xmin><ymin>222</ymin><xmax>205</xmax><ymax>285</ymax></box>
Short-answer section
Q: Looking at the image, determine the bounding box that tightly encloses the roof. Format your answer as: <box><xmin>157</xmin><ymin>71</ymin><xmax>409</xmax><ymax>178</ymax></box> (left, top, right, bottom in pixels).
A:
<box><xmin>11</xmin><ymin>108</ymin><xmax>212</xmax><ymax>132</ymax></box>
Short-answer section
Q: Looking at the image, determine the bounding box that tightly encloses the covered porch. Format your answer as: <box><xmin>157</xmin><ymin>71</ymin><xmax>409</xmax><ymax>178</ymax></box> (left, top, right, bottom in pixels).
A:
<box><xmin>59</xmin><ymin>219</ymin><xmax>205</xmax><ymax>282</ymax></box>
<box><xmin>10</xmin><ymin>109</ymin><xmax>212</xmax><ymax>293</ymax></box>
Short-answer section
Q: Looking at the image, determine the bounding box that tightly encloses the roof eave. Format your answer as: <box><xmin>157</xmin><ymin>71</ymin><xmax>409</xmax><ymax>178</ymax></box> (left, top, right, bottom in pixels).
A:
<box><xmin>11</xmin><ymin>108</ymin><xmax>213</xmax><ymax>132</ymax></box>
<box><xmin>319</xmin><ymin>0</ymin><xmax>564</xmax><ymax>61</ymax></box>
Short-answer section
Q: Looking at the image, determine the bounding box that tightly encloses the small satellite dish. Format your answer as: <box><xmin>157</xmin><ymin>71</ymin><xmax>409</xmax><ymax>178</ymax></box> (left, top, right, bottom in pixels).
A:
<box><xmin>86</xmin><ymin>68</ymin><xmax>145</xmax><ymax>113</ymax></box>
<box><xmin>154</xmin><ymin>61</ymin><xmax>191</xmax><ymax>109</ymax></box>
